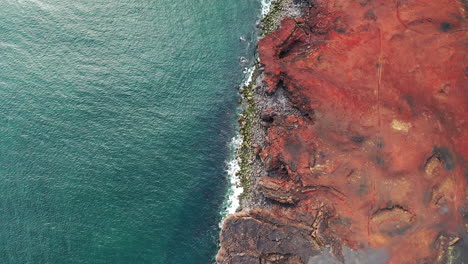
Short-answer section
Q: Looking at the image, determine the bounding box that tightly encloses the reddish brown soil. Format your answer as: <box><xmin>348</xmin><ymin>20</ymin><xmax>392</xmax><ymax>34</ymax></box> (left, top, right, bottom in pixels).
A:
<box><xmin>257</xmin><ymin>0</ymin><xmax>467</xmax><ymax>263</ymax></box>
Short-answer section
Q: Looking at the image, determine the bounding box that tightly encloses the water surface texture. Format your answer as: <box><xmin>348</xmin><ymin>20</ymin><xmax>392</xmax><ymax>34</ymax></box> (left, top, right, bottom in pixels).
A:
<box><xmin>0</xmin><ymin>0</ymin><xmax>260</xmax><ymax>263</ymax></box>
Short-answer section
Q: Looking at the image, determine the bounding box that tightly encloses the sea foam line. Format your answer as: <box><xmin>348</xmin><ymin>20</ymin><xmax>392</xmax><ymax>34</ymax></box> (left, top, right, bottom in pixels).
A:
<box><xmin>260</xmin><ymin>0</ymin><xmax>274</xmax><ymax>18</ymax></box>
<box><xmin>222</xmin><ymin>135</ymin><xmax>243</xmax><ymax>216</ymax></box>
<box><xmin>220</xmin><ymin>67</ymin><xmax>255</xmax><ymax>220</ymax></box>
<box><xmin>219</xmin><ymin>0</ymin><xmax>273</xmax><ymax>222</ymax></box>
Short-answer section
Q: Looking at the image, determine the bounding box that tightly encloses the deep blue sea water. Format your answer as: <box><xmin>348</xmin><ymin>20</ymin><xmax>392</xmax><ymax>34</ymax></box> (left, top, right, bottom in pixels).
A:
<box><xmin>0</xmin><ymin>0</ymin><xmax>261</xmax><ymax>263</ymax></box>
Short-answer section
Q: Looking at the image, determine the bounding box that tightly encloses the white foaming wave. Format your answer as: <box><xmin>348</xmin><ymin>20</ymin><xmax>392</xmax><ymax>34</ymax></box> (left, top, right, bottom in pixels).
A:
<box><xmin>219</xmin><ymin>62</ymin><xmax>257</xmax><ymax>225</ymax></box>
<box><xmin>219</xmin><ymin>0</ymin><xmax>271</xmax><ymax>227</ymax></box>
<box><xmin>260</xmin><ymin>0</ymin><xmax>274</xmax><ymax>18</ymax></box>
<box><xmin>242</xmin><ymin>65</ymin><xmax>255</xmax><ymax>88</ymax></box>
<box><xmin>223</xmin><ymin>135</ymin><xmax>244</xmax><ymax>216</ymax></box>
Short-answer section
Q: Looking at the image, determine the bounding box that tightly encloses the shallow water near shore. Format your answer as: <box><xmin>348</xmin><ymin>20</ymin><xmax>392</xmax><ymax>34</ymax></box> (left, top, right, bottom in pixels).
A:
<box><xmin>0</xmin><ymin>0</ymin><xmax>260</xmax><ymax>263</ymax></box>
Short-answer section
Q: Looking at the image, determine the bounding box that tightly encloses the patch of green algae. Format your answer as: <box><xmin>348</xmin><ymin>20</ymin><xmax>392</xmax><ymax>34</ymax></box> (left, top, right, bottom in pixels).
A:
<box><xmin>237</xmin><ymin>0</ymin><xmax>284</xmax><ymax>198</ymax></box>
<box><xmin>446</xmin><ymin>243</ymin><xmax>464</xmax><ymax>264</ymax></box>
<box><xmin>237</xmin><ymin>66</ymin><xmax>259</xmax><ymax>198</ymax></box>
<box><xmin>261</xmin><ymin>0</ymin><xmax>285</xmax><ymax>36</ymax></box>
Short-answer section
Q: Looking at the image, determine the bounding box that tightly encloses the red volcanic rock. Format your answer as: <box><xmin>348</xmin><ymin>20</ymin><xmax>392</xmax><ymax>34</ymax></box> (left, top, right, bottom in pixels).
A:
<box><xmin>217</xmin><ymin>210</ymin><xmax>321</xmax><ymax>264</ymax></box>
<box><xmin>257</xmin><ymin>0</ymin><xmax>467</xmax><ymax>263</ymax></box>
<box><xmin>258</xmin><ymin>177</ymin><xmax>299</xmax><ymax>204</ymax></box>
<box><xmin>218</xmin><ymin>0</ymin><xmax>467</xmax><ymax>263</ymax></box>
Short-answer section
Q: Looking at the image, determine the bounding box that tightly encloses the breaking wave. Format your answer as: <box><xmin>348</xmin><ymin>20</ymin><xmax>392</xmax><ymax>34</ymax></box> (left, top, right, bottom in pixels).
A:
<box><xmin>219</xmin><ymin>0</ymin><xmax>272</xmax><ymax>223</ymax></box>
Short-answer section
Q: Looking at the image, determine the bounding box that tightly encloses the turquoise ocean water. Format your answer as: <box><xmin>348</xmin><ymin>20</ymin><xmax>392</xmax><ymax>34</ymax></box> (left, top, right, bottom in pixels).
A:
<box><xmin>0</xmin><ymin>0</ymin><xmax>261</xmax><ymax>263</ymax></box>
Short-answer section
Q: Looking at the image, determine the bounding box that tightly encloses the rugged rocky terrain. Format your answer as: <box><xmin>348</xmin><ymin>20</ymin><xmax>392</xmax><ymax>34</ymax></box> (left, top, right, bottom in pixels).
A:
<box><xmin>218</xmin><ymin>0</ymin><xmax>468</xmax><ymax>263</ymax></box>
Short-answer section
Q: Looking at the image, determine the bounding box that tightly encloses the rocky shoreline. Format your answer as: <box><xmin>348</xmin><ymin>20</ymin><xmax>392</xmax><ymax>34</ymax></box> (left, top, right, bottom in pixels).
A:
<box><xmin>237</xmin><ymin>0</ymin><xmax>307</xmax><ymax>214</ymax></box>
<box><xmin>218</xmin><ymin>0</ymin><xmax>467</xmax><ymax>263</ymax></box>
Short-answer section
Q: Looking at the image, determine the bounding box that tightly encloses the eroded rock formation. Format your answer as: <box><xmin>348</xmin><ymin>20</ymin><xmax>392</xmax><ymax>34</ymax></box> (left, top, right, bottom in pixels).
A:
<box><xmin>218</xmin><ymin>0</ymin><xmax>467</xmax><ymax>263</ymax></box>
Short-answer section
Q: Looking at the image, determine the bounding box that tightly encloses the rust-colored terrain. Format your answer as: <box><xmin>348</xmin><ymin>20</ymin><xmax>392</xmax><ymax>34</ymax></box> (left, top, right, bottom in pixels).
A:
<box><xmin>218</xmin><ymin>0</ymin><xmax>467</xmax><ymax>263</ymax></box>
